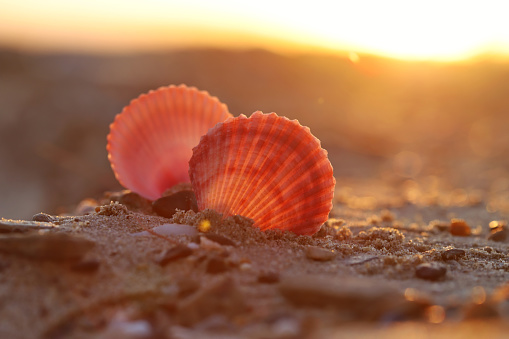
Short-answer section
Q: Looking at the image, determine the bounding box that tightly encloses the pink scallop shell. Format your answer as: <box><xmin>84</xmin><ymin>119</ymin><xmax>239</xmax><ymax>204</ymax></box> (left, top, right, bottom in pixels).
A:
<box><xmin>107</xmin><ymin>85</ymin><xmax>232</xmax><ymax>200</ymax></box>
<box><xmin>189</xmin><ymin>111</ymin><xmax>335</xmax><ymax>235</ymax></box>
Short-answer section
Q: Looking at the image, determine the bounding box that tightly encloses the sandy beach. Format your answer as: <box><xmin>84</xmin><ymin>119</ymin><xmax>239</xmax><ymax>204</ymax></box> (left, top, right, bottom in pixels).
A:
<box><xmin>1</xmin><ymin>48</ymin><xmax>509</xmax><ymax>338</ymax></box>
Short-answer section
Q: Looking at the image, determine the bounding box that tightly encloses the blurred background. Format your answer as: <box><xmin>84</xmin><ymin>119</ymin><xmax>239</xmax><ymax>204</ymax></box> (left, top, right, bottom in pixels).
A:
<box><xmin>1</xmin><ymin>0</ymin><xmax>509</xmax><ymax>219</ymax></box>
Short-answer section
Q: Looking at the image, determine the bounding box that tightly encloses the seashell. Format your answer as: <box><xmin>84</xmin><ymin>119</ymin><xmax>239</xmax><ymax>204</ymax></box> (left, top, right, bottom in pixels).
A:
<box><xmin>107</xmin><ymin>85</ymin><xmax>232</xmax><ymax>200</ymax></box>
<box><xmin>189</xmin><ymin>111</ymin><xmax>335</xmax><ymax>235</ymax></box>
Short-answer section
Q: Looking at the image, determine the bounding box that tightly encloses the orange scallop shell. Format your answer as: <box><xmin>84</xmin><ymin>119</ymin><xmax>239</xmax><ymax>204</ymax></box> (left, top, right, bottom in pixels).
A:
<box><xmin>107</xmin><ymin>85</ymin><xmax>232</xmax><ymax>200</ymax></box>
<box><xmin>189</xmin><ymin>111</ymin><xmax>335</xmax><ymax>235</ymax></box>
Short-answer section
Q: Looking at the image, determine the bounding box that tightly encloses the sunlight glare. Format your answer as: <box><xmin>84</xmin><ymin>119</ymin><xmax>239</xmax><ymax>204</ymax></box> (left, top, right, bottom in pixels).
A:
<box><xmin>0</xmin><ymin>0</ymin><xmax>508</xmax><ymax>60</ymax></box>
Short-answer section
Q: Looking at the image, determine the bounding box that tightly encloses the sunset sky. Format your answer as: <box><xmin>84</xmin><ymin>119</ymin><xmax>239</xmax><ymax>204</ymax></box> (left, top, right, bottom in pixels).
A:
<box><xmin>1</xmin><ymin>0</ymin><xmax>508</xmax><ymax>61</ymax></box>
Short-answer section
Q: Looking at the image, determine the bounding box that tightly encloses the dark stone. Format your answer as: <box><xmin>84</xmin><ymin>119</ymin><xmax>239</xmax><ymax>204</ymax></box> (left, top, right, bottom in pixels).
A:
<box><xmin>157</xmin><ymin>244</ymin><xmax>193</xmax><ymax>266</ymax></box>
<box><xmin>415</xmin><ymin>263</ymin><xmax>447</xmax><ymax>281</ymax></box>
<box><xmin>441</xmin><ymin>248</ymin><xmax>466</xmax><ymax>261</ymax></box>
<box><xmin>117</xmin><ymin>191</ymin><xmax>152</xmax><ymax>210</ymax></box>
<box><xmin>152</xmin><ymin>190</ymin><xmax>198</xmax><ymax>218</ymax></box>
<box><xmin>488</xmin><ymin>229</ymin><xmax>508</xmax><ymax>242</ymax></box>
<box><xmin>32</xmin><ymin>213</ymin><xmax>55</xmax><ymax>223</ymax></box>
<box><xmin>206</xmin><ymin>256</ymin><xmax>229</xmax><ymax>274</ymax></box>
<box><xmin>258</xmin><ymin>271</ymin><xmax>280</xmax><ymax>284</ymax></box>
<box><xmin>71</xmin><ymin>259</ymin><xmax>101</xmax><ymax>273</ymax></box>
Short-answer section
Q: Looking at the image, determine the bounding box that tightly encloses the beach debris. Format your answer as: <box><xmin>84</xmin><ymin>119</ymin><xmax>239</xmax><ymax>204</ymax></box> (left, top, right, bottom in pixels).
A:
<box><xmin>336</xmin><ymin>225</ymin><xmax>353</xmax><ymax>240</ymax></box>
<box><xmin>195</xmin><ymin>233</ymin><xmax>237</xmax><ymax>247</ymax></box>
<box><xmin>133</xmin><ymin>223</ymin><xmax>198</xmax><ymax>237</ymax></box>
<box><xmin>95</xmin><ymin>202</ymin><xmax>129</xmax><ymax>216</ymax></box>
<box><xmin>346</xmin><ymin>255</ymin><xmax>379</xmax><ymax>266</ymax></box>
<box><xmin>305</xmin><ymin>246</ymin><xmax>336</xmax><ymax>261</ymax></box>
<box><xmin>156</xmin><ymin>244</ymin><xmax>193</xmax><ymax>266</ymax></box>
<box><xmin>0</xmin><ymin>218</ymin><xmax>58</xmax><ymax>233</ymax></box>
<box><xmin>189</xmin><ymin>111</ymin><xmax>335</xmax><ymax>235</ymax></box>
<box><xmin>107</xmin><ymin>84</ymin><xmax>231</xmax><ymax>201</ymax></box>
<box><xmin>0</xmin><ymin>232</ymin><xmax>95</xmax><ymax>261</ymax></box>
<box><xmin>152</xmin><ymin>190</ymin><xmax>198</xmax><ymax>218</ymax></box>
<box><xmin>441</xmin><ymin>248</ymin><xmax>466</xmax><ymax>261</ymax></box>
<box><xmin>415</xmin><ymin>263</ymin><xmax>447</xmax><ymax>281</ymax></box>
<box><xmin>449</xmin><ymin>218</ymin><xmax>471</xmax><ymax>236</ymax></box>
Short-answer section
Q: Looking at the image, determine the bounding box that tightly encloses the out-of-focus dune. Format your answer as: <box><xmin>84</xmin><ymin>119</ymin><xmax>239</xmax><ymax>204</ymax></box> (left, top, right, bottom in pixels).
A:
<box><xmin>1</xmin><ymin>47</ymin><xmax>508</xmax><ymax>218</ymax></box>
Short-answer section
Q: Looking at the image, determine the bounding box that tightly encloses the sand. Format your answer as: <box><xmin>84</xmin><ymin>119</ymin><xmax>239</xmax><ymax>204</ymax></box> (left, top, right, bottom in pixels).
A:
<box><xmin>0</xmin><ymin>180</ymin><xmax>508</xmax><ymax>339</ymax></box>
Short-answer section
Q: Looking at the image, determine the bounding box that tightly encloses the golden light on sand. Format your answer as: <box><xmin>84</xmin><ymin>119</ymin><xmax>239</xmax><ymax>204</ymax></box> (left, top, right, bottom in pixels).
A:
<box><xmin>1</xmin><ymin>0</ymin><xmax>509</xmax><ymax>60</ymax></box>
<box><xmin>425</xmin><ymin>305</ymin><xmax>446</xmax><ymax>324</ymax></box>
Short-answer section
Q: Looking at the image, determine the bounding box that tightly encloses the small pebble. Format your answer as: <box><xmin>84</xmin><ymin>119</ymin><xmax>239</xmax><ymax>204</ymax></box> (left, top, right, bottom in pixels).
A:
<box><xmin>380</xmin><ymin>209</ymin><xmax>395</xmax><ymax>222</ymax></box>
<box><xmin>441</xmin><ymin>248</ymin><xmax>466</xmax><ymax>261</ymax></box>
<box><xmin>450</xmin><ymin>219</ymin><xmax>471</xmax><ymax>236</ymax></box>
<box><xmin>346</xmin><ymin>256</ymin><xmax>379</xmax><ymax>266</ymax></box>
<box><xmin>32</xmin><ymin>213</ymin><xmax>55</xmax><ymax>223</ymax></box>
<box><xmin>157</xmin><ymin>245</ymin><xmax>193</xmax><ymax>266</ymax></box>
<box><xmin>488</xmin><ymin>229</ymin><xmax>508</xmax><ymax>242</ymax></box>
<box><xmin>187</xmin><ymin>242</ymin><xmax>200</xmax><ymax>250</ymax></box>
<box><xmin>104</xmin><ymin>319</ymin><xmax>153</xmax><ymax>339</ymax></box>
<box><xmin>152</xmin><ymin>190</ymin><xmax>198</xmax><ymax>218</ymax></box>
<box><xmin>416</xmin><ymin>263</ymin><xmax>447</xmax><ymax>281</ymax></box>
<box><xmin>305</xmin><ymin>246</ymin><xmax>336</xmax><ymax>261</ymax></box>
<box><xmin>239</xmin><ymin>262</ymin><xmax>252</xmax><ymax>271</ymax></box>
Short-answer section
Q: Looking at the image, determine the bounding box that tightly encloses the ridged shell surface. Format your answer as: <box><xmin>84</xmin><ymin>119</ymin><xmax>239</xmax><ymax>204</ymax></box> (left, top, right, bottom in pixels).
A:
<box><xmin>189</xmin><ymin>111</ymin><xmax>335</xmax><ymax>235</ymax></box>
<box><xmin>107</xmin><ymin>85</ymin><xmax>231</xmax><ymax>200</ymax></box>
